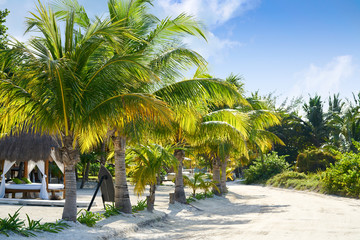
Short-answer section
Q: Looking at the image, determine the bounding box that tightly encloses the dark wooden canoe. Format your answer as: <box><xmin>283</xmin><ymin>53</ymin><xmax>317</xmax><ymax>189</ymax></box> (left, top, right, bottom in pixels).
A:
<box><xmin>98</xmin><ymin>165</ymin><xmax>115</xmax><ymax>204</ymax></box>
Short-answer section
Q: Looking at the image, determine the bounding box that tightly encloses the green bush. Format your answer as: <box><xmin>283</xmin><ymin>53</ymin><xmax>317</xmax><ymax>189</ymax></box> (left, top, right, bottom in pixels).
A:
<box><xmin>244</xmin><ymin>152</ymin><xmax>290</xmax><ymax>184</ymax></box>
<box><xmin>103</xmin><ymin>204</ymin><xmax>122</xmax><ymax>218</ymax></box>
<box><xmin>77</xmin><ymin>210</ymin><xmax>103</xmax><ymax>227</ymax></box>
<box><xmin>132</xmin><ymin>199</ymin><xmax>147</xmax><ymax>213</ymax></box>
<box><xmin>296</xmin><ymin>149</ymin><xmax>338</xmax><ymax>173</ymax></box>
<box><xmin>322</xmin><ymin>152</ymin><xmax>360</xmax><ymax>198</ymax></box>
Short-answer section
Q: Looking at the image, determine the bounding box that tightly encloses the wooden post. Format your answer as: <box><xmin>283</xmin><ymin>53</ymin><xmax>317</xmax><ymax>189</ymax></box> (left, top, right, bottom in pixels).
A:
<box><xmin>169</xmin><ymin>193</ymin><xmax>175</xmax><ymax>204</ymax></box>
<box><xmin>23</xmin><ymin>161</ymin><xmax>28</xmax><ymax>180</ymax></box>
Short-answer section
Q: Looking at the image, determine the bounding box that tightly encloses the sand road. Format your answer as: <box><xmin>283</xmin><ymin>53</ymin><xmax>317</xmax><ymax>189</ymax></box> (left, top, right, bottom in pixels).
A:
<box><xmin>123</xmin><ymin>183</ymin><xmax>360</xmax><ymax>240</ymax></box>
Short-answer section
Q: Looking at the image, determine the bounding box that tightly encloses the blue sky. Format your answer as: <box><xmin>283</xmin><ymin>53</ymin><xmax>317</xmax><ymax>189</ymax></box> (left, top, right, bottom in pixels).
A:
<box><xmin>1</xmin><ymin>0</ymin><xmax>359</xmax><ymax>105</ymax></box>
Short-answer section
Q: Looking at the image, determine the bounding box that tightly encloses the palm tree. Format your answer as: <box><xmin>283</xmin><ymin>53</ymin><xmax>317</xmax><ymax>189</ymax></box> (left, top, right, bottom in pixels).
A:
<box><xmin>303</xmin><ymin>95</ymin><xmax>328</xmax><ymax>147</ymax></box>
<box><xmin>129</xmin><ymin>144</ymin><xmax>178</xmax><ymax>211</ymax></box>
<box><xmin>153</xmin><ymin>76</ymin><xmax>244</xmax><ymax>201</ymax></box>
<box><xmin>183</xmin><ymin>172</ymin><xmax>206</xmax><ymax>196</ymax></box>
<box><xmin>193</xmin><ymin>87</ymin><xmax>283</xmax><ymax>195</ymax></box>
<box><xmin>52</xmin><ymin>0</ymin><xmax>209</xmax><ymax>212</ymax></box>
<box><xmin>195</xmin><ymin>109</ymin><xmax>250</xmax><ymax>195</ymax></box>
<box><xmin>0</xmin><ymin>1</ymin><xmax>170</xmax><ymax>221</ymax></box>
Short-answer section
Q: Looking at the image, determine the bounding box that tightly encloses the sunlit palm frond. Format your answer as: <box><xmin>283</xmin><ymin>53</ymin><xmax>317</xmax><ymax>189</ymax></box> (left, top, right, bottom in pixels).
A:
<box><xmin>203</xmin><ymin>109</ymin><xmax>250</xmax><ymax>135</ymax></box>
<box><xmin>154</xmin><ymin>78</ymin><xmax>244</xmax><ymax>108</ymax></box>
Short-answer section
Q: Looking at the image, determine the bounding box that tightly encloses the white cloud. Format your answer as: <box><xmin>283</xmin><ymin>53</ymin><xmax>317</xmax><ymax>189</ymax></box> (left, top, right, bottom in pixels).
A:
<box><xmin>183</xmin><ymin>31</ymin><xmax>242</xmax><ymax>62</ymax></box>
<box><xmin>155</xmin><ymin>0</ymin><xmax>260</xmax><ymax>28</ymax></box>
<box><xmin>291</xmin><ymin>55</ymin><xmax>355</xmax><ymax>98</ymax></box>
<box><xmin>152</xmin><ymin>0</ymin><xmax>251</xmax><ymax>66</ymax></box>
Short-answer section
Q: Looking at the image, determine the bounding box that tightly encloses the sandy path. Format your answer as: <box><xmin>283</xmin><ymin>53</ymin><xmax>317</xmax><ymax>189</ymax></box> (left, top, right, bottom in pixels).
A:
<box><xmin>124</xmin><ymin>182</ymin><xmax>360</xmax><ymax>240</ymax></box>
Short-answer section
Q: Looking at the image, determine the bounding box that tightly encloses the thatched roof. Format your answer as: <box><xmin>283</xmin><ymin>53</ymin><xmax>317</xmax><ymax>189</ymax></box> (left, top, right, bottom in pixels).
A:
<box><xmin>0</xmin><ymin>130</ymin><xmax>61</xmax><ymax>163</ymax></box>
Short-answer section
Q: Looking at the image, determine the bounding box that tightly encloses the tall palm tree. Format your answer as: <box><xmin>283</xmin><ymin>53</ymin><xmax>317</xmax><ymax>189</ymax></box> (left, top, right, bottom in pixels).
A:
<box><xmin>0</xmin><ymin>1</ymin><xmax>170</xmax><ymax>221</ymax></box>
<box><xmin>52</xmin><ymin>0</ymin><xmax>208</xmax><ymax>212</ymax></box>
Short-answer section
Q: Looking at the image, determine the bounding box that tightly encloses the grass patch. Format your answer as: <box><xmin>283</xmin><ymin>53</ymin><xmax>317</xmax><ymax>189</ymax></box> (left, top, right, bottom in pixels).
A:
<box><xmin>267</xmin><ymin>171</ymin><xmax>324</xmax><ymax>192</ymax></box>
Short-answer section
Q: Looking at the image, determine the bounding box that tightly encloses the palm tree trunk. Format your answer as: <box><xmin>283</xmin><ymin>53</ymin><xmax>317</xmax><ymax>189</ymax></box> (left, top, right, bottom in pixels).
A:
<box><xmin>113</xmin><ymin>135</ymin><xmax>132</xmax><ymax>213</ymax></box>
<box><xmin>174</xmin><ymin>149</ymin><xmax>186</xmax><ymax>203</ymax></box>
<box><xmin>147</xmin><ymin>184</ymin><xmax>156</xmax><ymax>212</ymax></box>
<box><xmin>220</xmin><ymin>157</ymin><xmax>228</xmax><ymax>194</ymax></box>
<box><xmin>212</xmin><ymin>156</ymin><xmax>221</xmax><ymax>196</ymax></box>
<box><xmin>100</xmin><ymin>139</ymin><xmax>107</xmax><ymax>165</ymax></box>
<box><xmin>62</xmin><ymin>135</ymin><xmax>80</xmax><ymax>222</ymax></box>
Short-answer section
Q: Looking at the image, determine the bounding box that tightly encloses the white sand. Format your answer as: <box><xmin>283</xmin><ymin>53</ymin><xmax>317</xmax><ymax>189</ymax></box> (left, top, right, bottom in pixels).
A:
<box><xmin>1</xmin><ymin>181</ymin><xmax>360</xmax><ymax>239</ymax></box>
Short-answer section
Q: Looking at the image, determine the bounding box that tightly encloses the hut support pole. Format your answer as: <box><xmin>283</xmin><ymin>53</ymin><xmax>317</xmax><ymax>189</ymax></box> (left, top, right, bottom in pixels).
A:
<box><xmin>45</xmin><ymin>160</ymin><xmax>49</xmax><ymax>190</ymax></box>
<box><xmin>24</xmin><ymin>161</ymin><xmax>28</xmax><ymax>179</ymax></box>
<box><xmin>63</xmin><ymin>167</ymin><xmax>66</xmax><ymax>199</ymax></box>
<box><xmin>23</xmin><ymin>161</ymin><xmax>29</xmax><ymax>198</ymax></box>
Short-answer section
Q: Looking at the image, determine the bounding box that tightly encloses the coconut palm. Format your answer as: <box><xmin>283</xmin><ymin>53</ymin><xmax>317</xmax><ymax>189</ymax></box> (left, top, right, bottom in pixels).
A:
<box><xmin>184</xmin><ymin>106</ymin><xmax>249</xmax><ymax>195</ymax></box>
<box><xmin>0</xmin><ymin>1</ymin><xmax>172</xmax><ymax>221</ymax></box>
<box><xmin>193</xmin><ymin>87</ymin><xmax>284</xmax><ymax>195</ymax></box>
<box><xmin>129</xmin><ymin>144</ymin><xmax>178</xmax><ymax>211</ymax></box>
<box><xmin>183</xmin><ymin>172</ymin><xmax>206</xmax><ymax>197</ymax></box>
<box><xmin>51</xmin><ymin>0</ymin><xmax>209</xmax><ymax>212</ymax></box>
<box><xmin>153</xmin><ymin>75</ymin><xmax>246</xmax><ymax>201</ymax></box>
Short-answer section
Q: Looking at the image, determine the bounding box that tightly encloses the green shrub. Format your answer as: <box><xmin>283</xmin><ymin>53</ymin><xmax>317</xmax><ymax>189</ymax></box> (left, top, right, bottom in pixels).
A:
<box><xmin>77</xmin><ymin>209</ymin><xmax>103</xmax><ymax>227</ymax></box>
<box><xmin>322</xmin><ymin>152</ymin><xmax>360</xmax><ymax>198</ymax></box>
<box><xmin>103</xmin><ymin>204</ymin><xmax>122</xmax><ymax>218</ymax></box>
<box><xmin>186</xmin><ymin>191</ymin><xmax>214</xmax><ymax>204</ymax></box>
<box><xmin>296</xmin><ymin>149</ymin><xmax>338</xmax><ymax>173</ymax></box>
<box><xmin>132</xmin><ymin>199</ymin><xmax>147</xmax><ymax>213</ymax></box>
<box><xmin>244</xmin><ymin>152</ymin><xmax>290</xmax><ymax>184</ymax></box>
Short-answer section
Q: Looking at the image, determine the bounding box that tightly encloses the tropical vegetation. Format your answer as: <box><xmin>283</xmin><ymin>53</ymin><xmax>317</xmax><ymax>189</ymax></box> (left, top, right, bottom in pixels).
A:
<box><xmin>0</xmin><ymin>0</ymin><xmax>359</xmax><ymax>229</ymax></box>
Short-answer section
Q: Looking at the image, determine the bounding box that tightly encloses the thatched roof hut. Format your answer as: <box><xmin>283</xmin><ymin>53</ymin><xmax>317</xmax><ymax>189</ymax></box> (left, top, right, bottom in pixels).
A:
<box><xmin>0</xmin><ymin>130</ymin><xmax>65</xmax><ymax>200</ymax></box>
<box><xmin>0</xmin><ymin>130</ymin><xmax>61</xmax><ymax>163</ymax></box>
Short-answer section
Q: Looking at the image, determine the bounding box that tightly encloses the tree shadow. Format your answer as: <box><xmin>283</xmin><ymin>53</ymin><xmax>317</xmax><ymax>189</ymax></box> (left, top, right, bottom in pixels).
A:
<box><xmin>126</xmin><ymin>200</ymin><xmax>289</xmax><ymax>240</ymax></box>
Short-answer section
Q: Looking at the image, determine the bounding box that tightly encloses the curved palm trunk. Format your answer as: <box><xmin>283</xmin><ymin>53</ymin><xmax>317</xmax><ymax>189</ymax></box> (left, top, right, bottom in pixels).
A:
<box><xmin>174</xmin><ymin>149</ymin><xmax>186</xmax><ymax>203</ymax></box>
<box><xmin>212</xmin><ymin>156</ymin><xmax>221</xmax><ymax>196</ymax></box>
<box><xmin>220</xmin><ymin>157</ymin><xmax>228</xmax><ymax>194</ymax></box>
<box><xmin>80</xmin><ymin>160</ymin><xmax>90</xmax><ymax>189</ymax></box>
<box><xmin>100</xmin><ymin>139</ymin><xmax>107</xmax><ymax>165</ymax></box>
<box><xmin>147</xmin><ymin>184</ymin><xmax>156</xmax><ymax>212</ymax></box>
<box><xmin>62</xmin><ymin>136</ymin><xmax>80</xmax><ymax>222</ymax></box>
<box><xmin>113</xmin><ymin>135</ymin><xmax>132</xmax><ymax>213</ymax></box>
